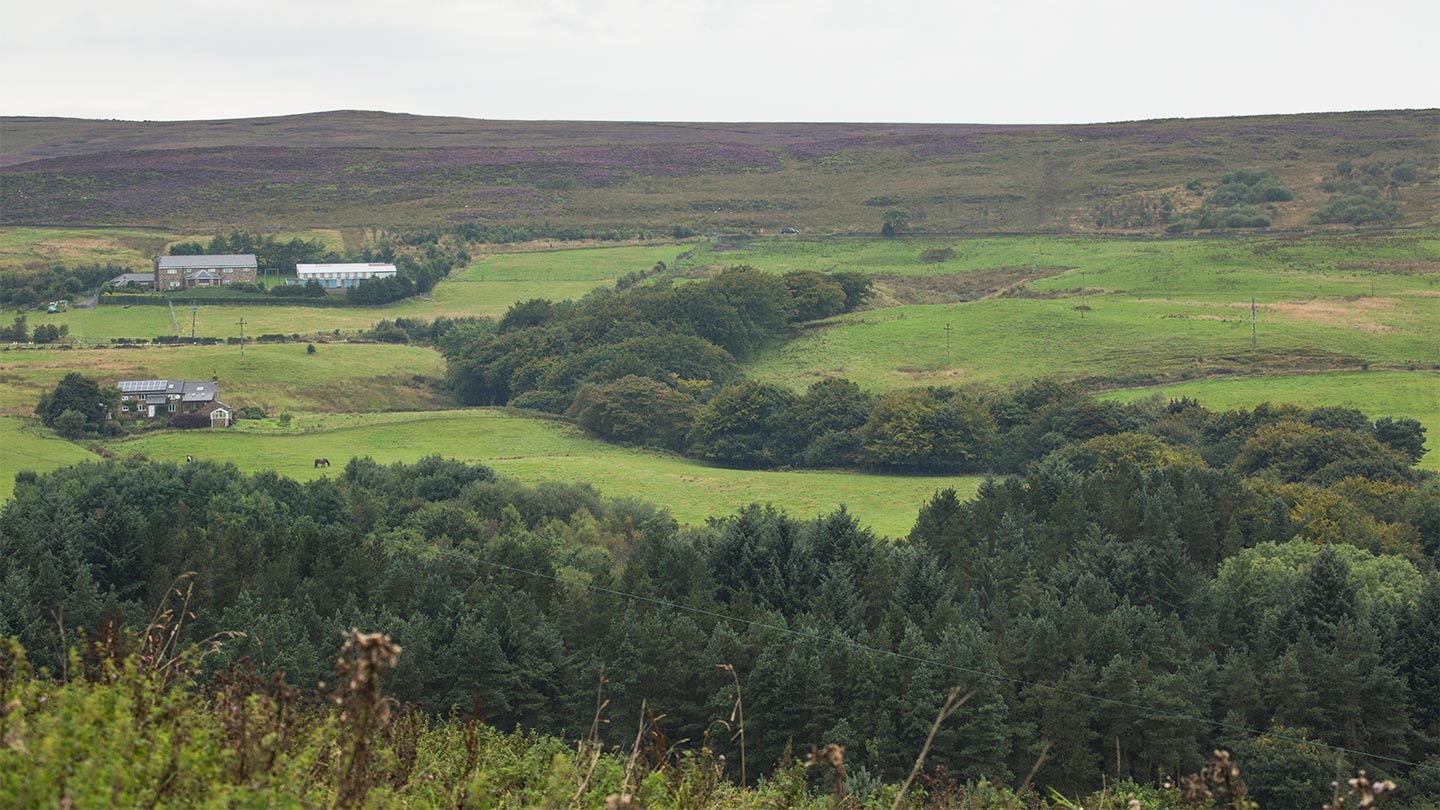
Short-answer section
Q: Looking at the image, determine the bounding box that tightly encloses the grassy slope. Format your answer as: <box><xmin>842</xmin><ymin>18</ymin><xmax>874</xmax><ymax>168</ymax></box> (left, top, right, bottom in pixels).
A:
<box><xmin>18</xmin><ymin>244</ymin><xmax>688</xmax><ymax>340</ymax></box>
<box><xmin>82</xmin><ymin>410</ymin><xmax>975</xmax><ymax>537</ymax></box>
<box><xmin>0</xmin><ymin>417</ymin><xmax>100</xmax><ymax>500</ymax></box>
<box><xmin>744</xmin><ymin>232</ymin><xmax>1439</xmax><ymax>391</ymax></box>
<box><xmin>1099</xmin><ymin>371</ymin><xmax>1440</xmax><ymax>471</ymax></box>
<box><xmin>0</xmin><ymin>343</ymin><xmax>449</xmax><ymax>416</ymax></box>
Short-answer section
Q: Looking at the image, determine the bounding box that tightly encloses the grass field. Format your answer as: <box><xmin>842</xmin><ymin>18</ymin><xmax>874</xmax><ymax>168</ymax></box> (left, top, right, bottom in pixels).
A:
<box><xmin>1100</xmin><ymin>370</ymin><xmax>1440</xmax><ymax>471</ymax></box>
<box><xmin>749</xmin><ymin>294</ymin><xmax>1438</xmax><ymax>392</ymax></box>
<box><xmin>701</xmin><ymin>232</ymin><xmax>1439</xmax><ymax>298</ymax></box>
<box><xmin>0</xmin><ymin>342</ymin><xmax>449</xmax><ymax>416</ymax></box>
<box><xmin>0</xmin><ymin>417</ymin><xmax>100</xmax><ymax>500</ymax></box>
<box><xmin>36</xmin><ymin>409</ymin><xmax>978</xmax><ymax>537</ymax></box>
<box><xmin>19</xmin><ymin>243</ymin><xmax>689</xmax><ymax>341</ymax></box>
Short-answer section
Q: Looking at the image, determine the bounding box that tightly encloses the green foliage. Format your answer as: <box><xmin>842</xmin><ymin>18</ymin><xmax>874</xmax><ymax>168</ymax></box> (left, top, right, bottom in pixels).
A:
<box><xmin>568</xmin><ymin>375</ymin><xmax>698</xmax><ymax>451</ymax></box>
<box><xmin>0</xmin><ymin>448</ymin><xmax>1433</xmax><ymax>802</ymax></box>
<box><xmin>686</xmin><ymin>380</ymin><xmax>798</xmax><ymax>466</ymax></box>
<box><xmin>781</xmin><ymin>271</ymin><xmax>847</xmax><ymax>322</ymax></box>
<box><xmin>33</xmin><ymin>372</ymin><xmax>117</xmax><ymax>435</ymax></box>
<box><xmin>1312</xmin><ymin>194</ymin><xmax>1400</xmax><ymax>225</ymax></box>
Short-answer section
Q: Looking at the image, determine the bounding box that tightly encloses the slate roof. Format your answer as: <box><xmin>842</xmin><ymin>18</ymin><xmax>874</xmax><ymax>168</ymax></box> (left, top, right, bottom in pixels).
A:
<box><xmin>109</xmin><ymin>272</ymin><xmax>154</xmax><ymax>285</ymax></box>
<box><xmin>156</xmin><ymin>254</ymin><xmax>257</xmax><ymax>270</ymax></box>
<box><xmin>180</xmin><ymin>381</ymin><xmax>218</xmax><ymax>403</ymax></box>
<box><xmin>116</xmin><ymin>379</ymin><xmax>220</xmax><ymax>402</ymax></box>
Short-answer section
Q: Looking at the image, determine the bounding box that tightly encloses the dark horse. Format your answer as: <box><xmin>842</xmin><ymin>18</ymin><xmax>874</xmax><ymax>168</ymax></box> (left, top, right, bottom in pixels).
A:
<box><xmin>313</xmin><ymin>458</ymin><xmax>331</xmax><ymax>468</ymax></box>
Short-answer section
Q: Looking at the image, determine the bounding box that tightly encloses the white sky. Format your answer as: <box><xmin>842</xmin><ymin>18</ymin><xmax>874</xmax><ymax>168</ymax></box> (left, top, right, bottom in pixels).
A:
<box><xmin>2</xmin><ymin>0</ymin><xmax>1436</xmax><ymax>124</ymax></box>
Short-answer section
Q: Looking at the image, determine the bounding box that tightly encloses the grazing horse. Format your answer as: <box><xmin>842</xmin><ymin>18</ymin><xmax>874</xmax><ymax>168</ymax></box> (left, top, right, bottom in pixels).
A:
<box><xmin>314</xmin><ymin>458</ymin><xmax>331</xmax><ymax>468</ymax></box>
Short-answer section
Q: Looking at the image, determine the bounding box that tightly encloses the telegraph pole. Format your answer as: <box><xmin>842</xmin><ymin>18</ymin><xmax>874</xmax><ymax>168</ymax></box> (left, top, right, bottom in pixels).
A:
<box><xmin>1250</xmin><ymin>298</ymin><xmax>1257</xmax><ymax>349</ymax></box>
<box><xmin>190</xmin><ymin>305</ymin><xmax>197</xmax><ymax>340</ymax></box>
<box><xmin>1080</xmin><ymin>271</ymin><xmax>1085</xmax><ymax>318</ymax></box>
<box><xmin>236</xmin><ymin>318</ymin><xmax>247</xmax><ymax>366</ymax></box>
<box><xmin>945</xmin><ymin>323</ymin><xmax>952</xmax><ymax>367</ymax></box>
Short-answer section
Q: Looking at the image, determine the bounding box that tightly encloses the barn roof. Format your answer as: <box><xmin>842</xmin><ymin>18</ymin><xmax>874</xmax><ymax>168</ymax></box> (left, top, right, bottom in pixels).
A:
<box><xmin>156</xmin><ymin>254</ymin><xmax>257</xmax><ymax>270</ymax></box>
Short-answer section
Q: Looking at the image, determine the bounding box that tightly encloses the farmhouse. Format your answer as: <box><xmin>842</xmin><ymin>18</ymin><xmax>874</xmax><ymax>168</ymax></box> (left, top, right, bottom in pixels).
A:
<box><xmin>116</xmin><ymin>378</ymin><xmax>232</xmax><ymax>426</ymax></box>
<box><xmin>296</xmin><ymin>262</ymin><xmax>398</xmax><ymax>290</ymax></box>
<box><xmin>154</xmin><ymin>254</ymin><xmax>259</xmax><ymax>290</ymax></box>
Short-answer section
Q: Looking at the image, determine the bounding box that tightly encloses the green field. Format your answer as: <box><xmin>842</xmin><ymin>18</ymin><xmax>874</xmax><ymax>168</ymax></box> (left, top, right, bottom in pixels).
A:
<box><xmin>699</xmin><ymin>232</ymin><xmax>1439</xmax><ymax>297</ymax></box>
<box><xmin>749</xmin><ymin>293</ymin><xmax>1438</xmax><ymax>392</ymax></box>
<box><xmin>732</xmin><ymin>231</ymin><xmax>1438</xmax><ymax>393</ymax></box>
<box><xmin>0</xmin><ymin>417</ymin><xmax>101</xmax><ymax>500</ymax></box>
<box><xmin>1101</xmin><ymin>370</ymin><xmax>1440</xmax><ymax>471</ymax></box>
<box><xmin>19</xmin><ymin>243</ymin><xmax>689</xmax><ymax>341</ymax></box>
<box><xmin>9</xmin><ymin>409</ymin><xmax>976</xmax><ymax>536</ymax></box>
<box><xmin>0</xmin><ymin>342</ymin><xmax>449</xmax><ymax>416</ymax></box>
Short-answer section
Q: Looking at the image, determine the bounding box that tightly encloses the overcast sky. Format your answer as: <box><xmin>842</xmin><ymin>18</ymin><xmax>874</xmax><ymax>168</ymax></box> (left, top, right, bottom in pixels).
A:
<box><xmin>3</xmin><ymin>0</ymin><xmax>1436</xmax><ymax>124</ymax></box>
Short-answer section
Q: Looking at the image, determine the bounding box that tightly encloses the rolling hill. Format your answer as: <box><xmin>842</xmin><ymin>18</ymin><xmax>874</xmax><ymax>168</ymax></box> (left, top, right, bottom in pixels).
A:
<box><xmin>3</xmin><ymin>109</ymin><xmax>1435</xmax><ymax>233</ymax></box>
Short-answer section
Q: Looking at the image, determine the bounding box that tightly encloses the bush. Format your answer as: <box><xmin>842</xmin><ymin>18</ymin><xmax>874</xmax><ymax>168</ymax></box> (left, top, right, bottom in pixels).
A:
<box><xmin>52</xmin><ymin>409</ymin><xmax>88</xmax><ymax>439</ymax></box>
<box><xmin>169</xmin><ymin>412</ymin><xmax>212</xmax><ymax>429</ymax></box>
<box><xmin>508</xmin><ymin>389</ymin><xmax>574</xmax><ymax>414</ymax></box>
<box><xmin>919</xmin><ymin>247</ymin><xmax>955</xmax><ymax>263</ymax></box>
<box><xmin>1312</xmin><ymin>194</ymin><xmax>1400</xmax><ymax>225</ymax></box>
<box><xmin>235</xmin><ymin>406</ymin><xmax>268</xmax><ymax>421</ymax></box>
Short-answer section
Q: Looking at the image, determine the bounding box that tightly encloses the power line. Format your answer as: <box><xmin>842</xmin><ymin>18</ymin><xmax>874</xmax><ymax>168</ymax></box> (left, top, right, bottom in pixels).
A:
<box><xmin>2</xmin><ymin>446</ymin><xmax>1434</xmax><ymax>773</ymax></box>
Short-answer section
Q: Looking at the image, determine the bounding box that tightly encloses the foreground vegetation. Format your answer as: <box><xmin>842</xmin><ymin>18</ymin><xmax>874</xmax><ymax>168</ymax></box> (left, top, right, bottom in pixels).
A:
<box><xmin>2</xmin><ymin>631</ymin><xmax>1403</xmax><ymax>809</ymax></box>
<box><xmin>2</xmin><ymin>405</ymin><xmax>1436</xmax><ymax>805</ymax></box>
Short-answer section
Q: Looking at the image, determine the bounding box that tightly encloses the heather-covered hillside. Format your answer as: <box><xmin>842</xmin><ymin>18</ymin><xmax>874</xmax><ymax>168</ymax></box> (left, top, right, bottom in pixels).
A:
<box><xmin>3</xmin><ymin>109</ymin><xmax>1434</xmax><ymax>232</ymax></box>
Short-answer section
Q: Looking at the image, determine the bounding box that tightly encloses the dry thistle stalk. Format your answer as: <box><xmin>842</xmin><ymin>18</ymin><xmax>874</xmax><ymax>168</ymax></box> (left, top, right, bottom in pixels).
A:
<box><xmin>1324</xmin><ymin>769</ymin><xmax>1398</xmax><ymax>810</ymax></box>
<box><xmin>332</xmin><ymin>629</ymin><xmax>402</xmax><ymax>808</ymax></box>
<box><xmin>805</xmin><ymin>743</ymin><xmax>847</xmax><ymax>808</ymax></box>
<box><xmin>1179</xmin><ymin>750</ymin><xmax>1255</xmax><ymax>810</ymax></box>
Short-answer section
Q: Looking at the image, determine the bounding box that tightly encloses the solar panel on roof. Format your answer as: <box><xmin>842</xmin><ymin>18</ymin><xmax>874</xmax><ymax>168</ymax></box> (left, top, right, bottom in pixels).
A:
<box><xmin>117</xmin><ymin>380</ymin><xmax>168</xmax><ymax>393</ymax></box>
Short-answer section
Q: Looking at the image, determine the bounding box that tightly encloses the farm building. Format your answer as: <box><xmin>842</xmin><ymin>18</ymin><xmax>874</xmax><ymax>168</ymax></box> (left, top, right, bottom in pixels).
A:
<box><xmin>295</xmin><ymin>262</ymin><xmax>398</xmax><ymax>290</ymax></box>
<box><xmin>116</xmin><ymin>378</ymin><xmax>232</xmax><ymax>426</ymax></box>
<box><xmin>108</xmin><ymin>272</ymin><xmax>155</xmax><ymax>290</ymax></box>
<box><xmin>154</xmin><ymin>254</ymin><xmax>258</xmax><ymax>290</ymax></box>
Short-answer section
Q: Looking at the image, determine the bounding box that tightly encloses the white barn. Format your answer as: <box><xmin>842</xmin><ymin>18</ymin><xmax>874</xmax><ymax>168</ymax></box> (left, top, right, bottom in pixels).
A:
<box><xmin>295</xmin><ymin>262</ymin><xmax>398</xmax><ymax>290</ymax></box>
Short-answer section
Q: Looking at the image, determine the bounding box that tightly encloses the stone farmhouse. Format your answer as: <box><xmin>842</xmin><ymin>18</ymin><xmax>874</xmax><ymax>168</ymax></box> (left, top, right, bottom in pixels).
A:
<box><xmin>153</xmin><ymin>254</ymin><xmax>259</xmax><ymax>290</ymax></box>
<box><xmin>116</xmin><ymin>378</ymin><xmax>233</xmax><ymax>427</ymax></box>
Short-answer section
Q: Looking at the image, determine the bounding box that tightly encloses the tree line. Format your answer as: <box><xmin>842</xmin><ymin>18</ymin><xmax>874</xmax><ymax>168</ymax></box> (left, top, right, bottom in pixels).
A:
<box><xmin>444</xmin><ymin>276</ymin><xmax>1427</xmax><ymax>477</ymax></box>
<box><xmin>2</xmin><ymin>405</ymin><xmax>1436</xmax><ymax>805</ymax></box>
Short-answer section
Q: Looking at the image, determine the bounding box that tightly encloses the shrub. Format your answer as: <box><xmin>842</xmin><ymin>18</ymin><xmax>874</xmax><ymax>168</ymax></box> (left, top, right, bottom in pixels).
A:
<box><xmin>1312</xmin><ymin>194</ymin><xmax>1400</xmax><ymax>225</ymax></box>
<box><xmin>919</xmin><ymin>247</ymin><xmax>955</xmax><ymax>263</ymax></box>
<box><xmin>235</xmin><ymin>406</ymin><xmax>268</xmax><ymax>420</ymax></box>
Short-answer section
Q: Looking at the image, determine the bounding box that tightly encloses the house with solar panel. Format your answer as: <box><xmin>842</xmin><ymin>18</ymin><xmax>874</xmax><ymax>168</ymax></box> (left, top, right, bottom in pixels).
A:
<box><xmin>153</xmin><ymin>254</ymin><xmax>259</xmax><ymax>290</ymax></box>
<box><xmin>116</xmin><ymin>378</ymin><xmax>233</xmax><ymax>427</ymax></box>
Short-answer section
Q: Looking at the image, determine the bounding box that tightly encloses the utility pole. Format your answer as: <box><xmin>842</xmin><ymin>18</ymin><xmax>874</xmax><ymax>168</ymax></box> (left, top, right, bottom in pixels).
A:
<box><xmin>190</xmin><ymin>304</ymin><xmax>197</xmax><ymax>341</ymax></box>
<box><xmin>1250</xmin><ymin>298</ymin><xmax>1257</xmax><ymax>349</ymax></box>
<box><xmin>945</xmin><ymin>323</ymin><xmax>952</xmax><ymax>367</ymax></box>
<box><xmin>1080</xmin><ymin>271</ymin><xmax>1085</xmax><ymax>318</ymax></box>
<box><xmin>236</xmin><ymin>318</ymin><xmax>247</xmax><ymax>366</ymax></box>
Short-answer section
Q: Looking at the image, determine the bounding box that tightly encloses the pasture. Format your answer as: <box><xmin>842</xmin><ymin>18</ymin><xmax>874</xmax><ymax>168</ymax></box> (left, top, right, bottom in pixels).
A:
<box><xmin>0</xmin><ymin>417</ymin><xmax>100</xmax><ymax>500</ymax></box>
<box><xmin>91</xmin><ymin>409</ymin><xmax>977</xmax><ymax>537</ymax></box>
<box><xmin>0</xmin><ymin>342</ymin><xmax>450</xmax><ymax>416</ymax></box>
<box><xmin>749</xmin><ymin>294</ymin><xmax>1438</xmax><ymax>392</ymax></box>
<box><xmin>736</xmin><ymin>231</ymin><xmax>1438</xmax><ymax>392</ymax></box>
<box><xmin>19</xmin><ymin>243</ymin><xmax>689</xmax><ymax>341</ymax></box>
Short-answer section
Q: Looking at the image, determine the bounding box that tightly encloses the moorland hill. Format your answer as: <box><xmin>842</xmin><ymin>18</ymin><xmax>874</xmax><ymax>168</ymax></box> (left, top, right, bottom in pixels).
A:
<box><xmin>2</xmin><ymin>108</ymin><xmax>1435</xmax><ymax>232</ymax></box>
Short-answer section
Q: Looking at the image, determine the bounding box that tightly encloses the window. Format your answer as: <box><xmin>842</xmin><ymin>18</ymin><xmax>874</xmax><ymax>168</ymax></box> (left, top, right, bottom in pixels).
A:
<box><xmin>168</xmin><ymin>401</ymin><xmax>177</xmax><ymax>413</ymax></box>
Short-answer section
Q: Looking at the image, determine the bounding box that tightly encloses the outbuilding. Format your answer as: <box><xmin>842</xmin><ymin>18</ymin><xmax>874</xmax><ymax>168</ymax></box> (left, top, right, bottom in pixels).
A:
<box><xmin>295</xmin><ymin>262</ymin><xmax>398</xmax><ymax>290</ymax></box>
